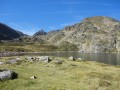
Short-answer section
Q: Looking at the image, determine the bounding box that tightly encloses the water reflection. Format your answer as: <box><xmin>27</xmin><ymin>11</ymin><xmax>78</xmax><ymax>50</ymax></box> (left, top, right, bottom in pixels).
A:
<box><xmin>116</xmin><ymin>54</ymin><xmax>120</xmax><ymax>65</ymax></box>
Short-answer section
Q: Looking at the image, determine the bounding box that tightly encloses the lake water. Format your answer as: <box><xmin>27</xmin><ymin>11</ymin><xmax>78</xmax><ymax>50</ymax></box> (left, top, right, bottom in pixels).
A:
<box><xmin>24</xmin><ymin>52</ymin><xmax>120</xmax><ymax>65</ymax></box>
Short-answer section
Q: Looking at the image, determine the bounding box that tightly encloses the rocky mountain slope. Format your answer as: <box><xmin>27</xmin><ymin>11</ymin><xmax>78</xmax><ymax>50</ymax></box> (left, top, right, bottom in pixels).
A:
<box><xmin>35</xmin><ymin>16</ymin><xmax>120</xmax><ymax>53</ymax></box>
<box><xmin>0</xmin><ymin>23</ymin><xmax>24</xmax><ymax>40</ymax></box>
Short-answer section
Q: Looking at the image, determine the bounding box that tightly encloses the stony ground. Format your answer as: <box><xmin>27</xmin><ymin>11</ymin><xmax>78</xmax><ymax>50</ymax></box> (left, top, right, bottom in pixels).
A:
<box><xmin>0</xmin><ymin>56</ymin><xmax>120</xmax><ymax>90</ymax></box>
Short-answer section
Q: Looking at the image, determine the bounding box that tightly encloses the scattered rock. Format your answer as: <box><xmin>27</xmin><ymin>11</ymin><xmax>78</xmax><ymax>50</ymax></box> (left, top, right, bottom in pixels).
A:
<box><xmin>16</xmin><ymin>58</ymin><xmax>21</xmax><ymax>60</ymax></box>
<box><xmin>0</xmin><ymin>62</ymin><xmax>5</xmax><ymax>65</ymax></box>
<box><xmin>27</xmin><ymin>57</ymin><xmax>36</xmax><ymax>62</ymax></box>
<box><xmin>0</xmin><ymin>69</ymin><xmax>18</xmax><ymax>81</ymax></box>
<box><xmin>27</xmin><ymin>56</ymin><xmax>50</xmax><ymax>63</ymax></box>
<box><xmin>77</xmin><ymin>58</ymin><xmax>85</xmax><ymax>61</ymax></box>
<box><xmin>38</xmin><ymin>56</ymin><xmax>50</xmax><ymax>63</ymax></box>
<box><xmin>68</xmin><ymin>56</ymin><xmax>75</xmax><ymax>61</ymax></box>
<box><xmin>30</xmin><ymin>76</ymin><xmax>36</xmax><ymax>79</ymax></box>
<box><xmin>77</xmin><ymin>58</ymin><xmax>83</xmax><ymax>60</ymax></box>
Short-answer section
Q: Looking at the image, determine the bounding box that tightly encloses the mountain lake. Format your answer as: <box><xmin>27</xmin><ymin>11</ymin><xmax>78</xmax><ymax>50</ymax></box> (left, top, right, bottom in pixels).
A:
<box><xmin>23</xmin><ymin>52</ymin><xmax>120</xmax><ymax>65</ymax></box>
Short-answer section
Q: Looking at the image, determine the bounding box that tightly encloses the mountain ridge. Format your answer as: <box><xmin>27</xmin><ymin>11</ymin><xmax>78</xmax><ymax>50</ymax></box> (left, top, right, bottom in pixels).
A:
<box><xmin>34</xmin><ymin>16</ymin><xmax>120</xmax><ymax>52</ymax></box>
<box><xmin>33</xmin><ymin>29</ymin><xmax>47</xmax><ymax>36</ymax></box>
<box><xmin>0</xmin><ymin>23</ymin><xmax>24</xmax><ymax>40</ymax></box>
<box><xmin>1</xmin><ymin>16</ymin><xmax>120</xmax><ymax>53</ymax></box>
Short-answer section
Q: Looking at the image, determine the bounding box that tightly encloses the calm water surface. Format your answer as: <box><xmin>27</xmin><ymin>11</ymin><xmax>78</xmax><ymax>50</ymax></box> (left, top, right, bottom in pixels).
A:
<box><xmin>24</xmin><ymin>52</ymin><xmax>120</xmax><ymax>65</ymax></box>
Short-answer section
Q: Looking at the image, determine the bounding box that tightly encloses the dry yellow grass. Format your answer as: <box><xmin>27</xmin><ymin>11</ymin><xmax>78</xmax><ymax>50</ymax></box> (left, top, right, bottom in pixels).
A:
<box><xmin>0</xmin><ymin>56</ymin><xmax>120</xmax><ymax>90</ymax></box>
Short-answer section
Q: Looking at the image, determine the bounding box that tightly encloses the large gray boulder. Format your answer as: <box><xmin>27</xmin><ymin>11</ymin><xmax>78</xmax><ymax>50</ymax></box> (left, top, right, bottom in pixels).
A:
<box><xmin>30</xmin><ymin>76</ymin><xmax>36</xmax><ymax>79</ymax></box>
<box><xmin>27</xmin><ymin>56</ymin><xmax>50</xmax><ymax>63</ymax></box>
<box><xmin>37</xmin><ymin>56</ymin><xmax>50</xmax><ymax>63</ymax></box>
<box><xmin>77</xmin><ymin>58</ymin><xmax>85</xmax><ymax>61</ymax></box>
<box><xmin>0</xmin><ymin>70</ymin><xmax>18</xmax><ymax>80</ymax></box>
<box><xmin>68</xmin><ymin>56</ymin><xmax>75</xmax><ymax>61</ymax></box>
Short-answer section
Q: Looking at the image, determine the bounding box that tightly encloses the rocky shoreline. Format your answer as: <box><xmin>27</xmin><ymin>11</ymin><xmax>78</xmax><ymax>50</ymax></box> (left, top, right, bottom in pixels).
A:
<box><xmin>0</xmin><ymin>52</ymin><xmax>24</xmax><ymax>57</ymax></box>
<box><xmin>0</xmin><ymin>51</ymin><xmax>76</xmax><ymax>57</ymax></box>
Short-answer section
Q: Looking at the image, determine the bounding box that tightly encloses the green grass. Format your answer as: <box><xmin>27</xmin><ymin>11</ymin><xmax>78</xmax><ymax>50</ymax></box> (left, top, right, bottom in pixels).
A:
<box><xmin>0</xmin><ymin>56</ymin><xmax>120</xmax><ymax>90</ymax></box>
<box><xmin>0</xmin><ymin>42</ymin><xmax>59</xmax><ymax>52</ymax></box>
<box><xmin>0</xmin><ymin>42</ymin><xmax>78</xmax><ymax>52</ymax></box>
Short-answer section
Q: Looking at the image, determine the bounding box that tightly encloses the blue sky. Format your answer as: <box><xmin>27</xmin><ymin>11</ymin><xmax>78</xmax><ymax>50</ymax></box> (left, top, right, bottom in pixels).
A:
<box><xmin>0</xmin><ymin>0</ymin><xmax>120</xmax><ymax>35</ymax></box>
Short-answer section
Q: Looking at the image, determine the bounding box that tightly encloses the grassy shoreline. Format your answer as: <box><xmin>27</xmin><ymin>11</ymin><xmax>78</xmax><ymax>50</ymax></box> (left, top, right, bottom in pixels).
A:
<box><xmin>0</xmin><ymin>56</ymin><xmax>120</xmax><ymax>90</ymax></box>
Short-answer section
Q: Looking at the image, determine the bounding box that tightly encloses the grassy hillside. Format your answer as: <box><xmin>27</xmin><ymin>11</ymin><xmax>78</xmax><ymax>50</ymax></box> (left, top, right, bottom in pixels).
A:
<box><xmin>0</xmin><ymin>42</ymin><xmax>78</xmax><ymax>52</ymax></box>
<box><xmin>0</xmin><ymin>56</ymin><xmax>120</xmax><ymax>90</ymax></box>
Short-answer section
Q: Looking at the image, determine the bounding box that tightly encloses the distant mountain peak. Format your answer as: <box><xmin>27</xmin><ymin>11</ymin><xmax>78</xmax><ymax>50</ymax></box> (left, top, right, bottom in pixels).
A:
<box><xmin>33</xmin><ymin>29</ymin><xmax>47</xmax><ymax>36</ymax></box>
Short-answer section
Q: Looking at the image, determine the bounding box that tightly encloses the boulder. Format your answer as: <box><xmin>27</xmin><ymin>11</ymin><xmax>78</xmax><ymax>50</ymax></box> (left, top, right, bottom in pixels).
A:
<box><xmin>68</xmin><ymin>56</ymin><xmax>75</xmax><ymax>61</ymax></box>
<box><xmin>38</xmin><ymin>56</ymin><xmax>50</xmax><ymax>63</ymax></box>
<box><xmin>27</xmin><ymin>57</ymin><xmax>36</xmax><ymax>62</ymax></box>
<box><xmin>77</xmin><ymin>58</ymin><xmax>83</xmax><ymax>60</ymax></box>
<box><xmin>0</xmin><ymin>62</ymin><xmax>5</xmax><ymax>65</ymax></box>
<box><xmin>0</xmin><ymin>70</ymin><xmax>18</xmax><ymax>80</ymax></box>
<box><xmin>30</xmin><ymin>76</ymin><xmax>36</xmax><ymax>79</ymax></box>
<box><xmin>27</xmin><ymin>56</ymin><xmax>50</xmax><ymax>63</ymax></box>
<box><xmin>77</xmin><ymin>58</ymin><xmax>85</xmax><ymax>61</ymax></box>
<box><xmin>16</xmin><ymin>58</ymin><xmax>21</xmax><ymax>60</ymax></box>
